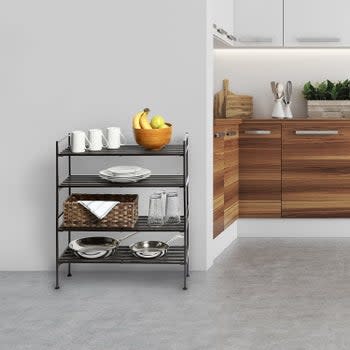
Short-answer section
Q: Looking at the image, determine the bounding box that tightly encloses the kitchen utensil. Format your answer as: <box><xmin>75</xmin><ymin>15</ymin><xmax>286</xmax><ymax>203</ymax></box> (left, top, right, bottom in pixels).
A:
<box><xmin>129</xmin><ymin>234</ymin><xmax>183</xmax><ymax>259</ymax></box>
<box><xmin>270</xmin><ymin>81</ymin><xmax>278</xmax><ymax>99</ymax></box>
<box><xmin>285</xmin><ymin>81</ymin><xmax>292</xmax><ymax>104</ymax></box>
<box><xmin>276</xmin><ymin>82</ymin><xmax>284</xmax><ymax>99</ymax></box>
<box><xmin>133</xmin><ymin>123</ymin><xmax>172</xmax><ymax>150</ymax></box>
<box><xmin>88</xmin><ymin>129</ymin><xmax>108</xmax><ymax>151</ymax></box>
<box><xmin>69</xmin><ymin>232</ymin><xmax>138</xmax><ymax>259</ymax></box>
<box><xmin>148</xmin><ymin>193</ymin><xmax>164</xmax><ymax>227</ymax></box>
<box><xmin>283</xmin><ymin>81</ymin><xmax>293</xmax><ymax>119</ymax></box>
<box><xmin>71</xmin><ymin>130</ymin><xmax>90</xmax><ymax>153</ymax></box>
<box><xmin>165</xmin><ymin>192</ymin><xmax>180</xmax><ymax>224</ymax></box>
<box><xmin>214</xmin><ymin>79</ymin><xmax>253</xmax><ymax>119</ymax></box>
<box><xmin>106</xmin><ymin>127</ymin><xmax>127</xmax><ymax>149</ymax></box>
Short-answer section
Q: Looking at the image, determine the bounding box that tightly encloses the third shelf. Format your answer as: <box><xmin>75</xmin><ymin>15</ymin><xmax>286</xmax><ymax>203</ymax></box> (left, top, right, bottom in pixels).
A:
<box><xmin>59</xmin><ymin>216</ymin><xmax>185</xmax><ymax>232</ymax></box>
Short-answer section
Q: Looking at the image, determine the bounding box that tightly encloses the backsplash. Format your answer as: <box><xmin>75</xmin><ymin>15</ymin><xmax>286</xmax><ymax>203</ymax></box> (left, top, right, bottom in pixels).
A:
<box><xmin>214</xmin><ymin>49</ymin><xmax>350</xmax><ymax>117</ymax></box>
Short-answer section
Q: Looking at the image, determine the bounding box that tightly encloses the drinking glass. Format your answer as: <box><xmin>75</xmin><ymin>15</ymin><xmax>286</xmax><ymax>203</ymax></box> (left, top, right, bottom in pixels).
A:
<box><xmin>165</xmin><ymin>192</ymin><xmax>180</xmax><ymax>224</ymax></box>
<box><xmin>148</xmin><ymin>193</ymin><xmax>164</xmax><ymax>227</ymax></box>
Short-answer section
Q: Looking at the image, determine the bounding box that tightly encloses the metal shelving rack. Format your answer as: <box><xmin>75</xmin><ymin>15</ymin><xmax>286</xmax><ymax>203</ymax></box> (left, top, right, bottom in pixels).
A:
<box><xmin>55</xmin><ymin>134</ymin><xmax>189</xmax><ymax>290</ymax></box>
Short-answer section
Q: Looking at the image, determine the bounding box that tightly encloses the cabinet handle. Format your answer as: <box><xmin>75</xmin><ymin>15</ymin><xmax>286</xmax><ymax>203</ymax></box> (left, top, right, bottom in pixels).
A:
<box><xmin>217</xmin><ymin>28</ymin><xmax>227</xmax><ymax>35</ymax></box>
<box><xmin>296</xmin><ymin>37</ymin><xmax>341</xmax><ymax>43</ymax></box>
<box><xmin>295</xmin><ymin>130</ymin><xmax>339</xmax><ymax>136</ymax></box>
<box><xmin>239</xmin><ymin>37</ymin><xmax>273</xmax><ymax>43</ymax></box>
<box><xmin>244</xmin><ymin>130</ymin><xmax>271</xmax><ymax>135</ymax></box>
<box><xmin>226</xmin><ymin>131</ymin><xmax>237</xmax><ymax>136</ymax></box>
<box><xmin>214</xmin><ymin>132</ymin><xmax>225</xmax><ymax>138</ymax></box>
<box><xmin>227</xmin><ymin>34</ymin><xmax>237</xmax><ymax>42</ymax></box>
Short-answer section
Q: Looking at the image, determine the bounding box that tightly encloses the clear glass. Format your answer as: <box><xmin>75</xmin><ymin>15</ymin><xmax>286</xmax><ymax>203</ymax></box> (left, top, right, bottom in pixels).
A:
<box><xmin>155</xmin><ymin>190</ymin><xmax>166</xmax><ymax>218</ymax></box>
<box><xmin>148</xmin><ymin>193</ymin><xmax>164</xmax><ymax>227</ymax></box>
<box><xmin>165</xmin><ymin>192</ymin><xmax>180</xmax><ymax>224</ymax></box>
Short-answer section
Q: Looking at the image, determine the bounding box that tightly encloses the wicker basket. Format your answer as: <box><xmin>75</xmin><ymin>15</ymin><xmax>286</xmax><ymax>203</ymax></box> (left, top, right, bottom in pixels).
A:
<box><xmin>64</xmin><ymin>194</ymin><xmax>138</xmax><ymax>228</ymax></box>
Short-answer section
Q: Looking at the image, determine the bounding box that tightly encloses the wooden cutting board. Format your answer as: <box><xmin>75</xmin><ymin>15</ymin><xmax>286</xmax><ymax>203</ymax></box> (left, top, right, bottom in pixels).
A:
<box><xmin>214</xmin><ymin>79</ymin><xmax>253</xmax><ymax>119</ymax></box>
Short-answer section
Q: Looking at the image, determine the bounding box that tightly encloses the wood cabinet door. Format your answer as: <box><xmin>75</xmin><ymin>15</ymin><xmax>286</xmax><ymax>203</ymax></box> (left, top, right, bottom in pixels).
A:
<box><xmin>282</xmin><ymin>122</ymin><xmax>350</xmax><ymax>217</ymax></box>
<box><xmin>233</xmin><ymin>0</ymin><xmax>283</xmax><ymax>47</ymax></box>
<box><xmin>284</xmin><ymin>0</ymin><xmax>350</xmax><ymax>48</ymax></box>
<box><xmin>239</xmin><ymin>122</ymin><xmax>282</xmax><ymax>217</ymax></box>
<box><xmin>213</xmin><ymin>126</ymin><xmax>225</xmax><ymax>238</ymax></box>
<box><xmin>224</xmin><ymin>125</ymin><xmax>239</xmax><ymax>229</ymax></box>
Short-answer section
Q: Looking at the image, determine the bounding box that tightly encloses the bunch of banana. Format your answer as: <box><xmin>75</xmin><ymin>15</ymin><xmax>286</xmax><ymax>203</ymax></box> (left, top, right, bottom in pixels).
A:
<box><xmin>132</xmin><ymin>108</ymin><xmax>151</xmax><ymax>129</ymax></box>
<box><xmin>132</xmin><ymin>108</ymin><xmax>170</xmax><ymax>130</ymax></box>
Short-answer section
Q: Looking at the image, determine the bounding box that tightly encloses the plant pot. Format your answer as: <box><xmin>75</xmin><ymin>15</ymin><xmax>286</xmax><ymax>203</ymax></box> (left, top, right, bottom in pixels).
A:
<box><xmin>307</xmin><ymin>100</ymin><xmax>350</xmax><ymax>118</ymax></box>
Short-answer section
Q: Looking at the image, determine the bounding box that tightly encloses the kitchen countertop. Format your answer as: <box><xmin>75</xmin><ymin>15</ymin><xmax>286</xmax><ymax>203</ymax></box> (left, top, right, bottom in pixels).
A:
<box><xmin>240</xmin><ymin>117</ymin><xmax>350</xmax><ymax>123</ymax></box>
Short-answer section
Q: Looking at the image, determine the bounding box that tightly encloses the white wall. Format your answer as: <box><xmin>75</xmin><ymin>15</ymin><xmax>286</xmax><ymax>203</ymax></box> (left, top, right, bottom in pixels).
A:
<box><xmin>0</xmin><ymin>0</ymin><xmax>213</xmax><ymax>271</ymax></box>
<box><xmin>215</xmin><ymin>49</ymin><xmax>350</xmax><ymax>237</ymax></box>
<box><xmin>215</xmin><ymin>49</ymin><xmax>350</xmax><ymax>117</ymax></box>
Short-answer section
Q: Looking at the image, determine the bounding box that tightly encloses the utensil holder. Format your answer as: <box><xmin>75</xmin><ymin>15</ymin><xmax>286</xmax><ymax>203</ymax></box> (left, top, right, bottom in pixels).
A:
<box><xmin>272</xmin><ymin>98</ymin><xmax>285</xmax><ymax>119</ymax></box>
<box><xmin>284</xmin><ymin>103</ymin><xmax>293</xmax><ymax>119</ymax></box>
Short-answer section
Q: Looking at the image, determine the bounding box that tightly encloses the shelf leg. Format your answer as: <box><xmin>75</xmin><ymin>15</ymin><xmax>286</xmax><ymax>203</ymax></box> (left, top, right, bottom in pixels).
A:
<box><xmin>55</xmin><ymin>264</ymin><xmax>60</xmax><ymax>289</ymax></box>
<box><xmin>67</xmin><ymin>231</ymin><xmax>72</xmax><ymax>277</ymax></box>
<box><xmin>183</xmin><ymin>264</ymin><xmax>187</xmax><ymax>290</ymax></box>
<box><xmin>67</xmin><ymin>153</ymin><xmax>72</xmax><ymax>278</ymax></box>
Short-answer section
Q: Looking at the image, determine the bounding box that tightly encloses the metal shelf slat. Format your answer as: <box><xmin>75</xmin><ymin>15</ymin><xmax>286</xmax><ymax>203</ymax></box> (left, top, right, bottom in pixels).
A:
<box><xmin>59</xmin><ymin>175</ymin><xmax>184</xmax><ymax>188</ymax></box>
<box><xmin>59</xmin><ymin>246</ymin><xmax>185</xmax><ymax>265</ymax></box>
<box><xmin>59</xmin><ymin>145</ymin><xmax>184</xmax><ymax>157</ymax></box>
<box><xmin>59</xmin><ymin>216</ymin><xmax>185</xmax><ymax>232</ymax></box>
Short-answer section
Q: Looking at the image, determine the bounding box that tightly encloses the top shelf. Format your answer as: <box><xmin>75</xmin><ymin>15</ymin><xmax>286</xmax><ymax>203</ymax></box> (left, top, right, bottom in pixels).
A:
<box><xmin>58</xmin><ymin>144</ymin><xmax>185</xmax><ymax>157</ymax></box>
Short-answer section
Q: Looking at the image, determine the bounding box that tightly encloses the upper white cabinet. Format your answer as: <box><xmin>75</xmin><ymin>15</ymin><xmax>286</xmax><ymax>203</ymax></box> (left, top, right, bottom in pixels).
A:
<box><xmin>233</xmin><ymin>0</ymin><xmax>283</xmax><ymax>47</ymax></box>
<box><xmin>213</xmin><ymin>0</ymin><xmax>234</xmax><ymax>36</ymax></box>
<box><xmin>284</xmin><ymin>0</ymin><xmax>350</xmax><ymax>47</ymax></box>
<box><xmin>212</xmin><ymin>0</ymin><xmax>236</xmax><ymax>48</ymax></box>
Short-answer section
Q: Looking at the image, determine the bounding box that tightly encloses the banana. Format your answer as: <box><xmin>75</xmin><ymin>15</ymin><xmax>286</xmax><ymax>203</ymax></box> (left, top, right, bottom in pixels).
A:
<box><xmin>133</xmin><ymin>108</ymin><xmax>150</xmax><ymax>129</ymax></box>
<box><xmin>139</xmin><ymin>112</ymin><xmax>152</xmax><ymax>129</ymax></box>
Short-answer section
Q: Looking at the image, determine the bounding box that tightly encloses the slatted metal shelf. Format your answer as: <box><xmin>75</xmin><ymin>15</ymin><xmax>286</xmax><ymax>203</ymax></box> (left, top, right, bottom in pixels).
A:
<box><xmin>59</xmin><ymin>246</ymin><xmax>185</xmax><ymax>265</ymax></box>
<box><xmin>59</xmin><ymin>216</ymin><xmax>185</xmax><ymax>232</ymax></box>
<box><xmin>59</xmin><ymin>175</ymin><xmax>184</xmax><ymax>188</ymax></box>
<box><xmin>59</xmin><ymin>144</ymin><xmax>184</xmax><ymax>157</ymax></box>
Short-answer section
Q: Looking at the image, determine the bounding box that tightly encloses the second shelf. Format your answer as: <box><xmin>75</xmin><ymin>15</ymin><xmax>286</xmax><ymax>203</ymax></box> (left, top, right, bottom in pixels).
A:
<box><xmin>59</xmin><ymin>175</ymin><xmax>185</xmax><ymax>188</ymax></box>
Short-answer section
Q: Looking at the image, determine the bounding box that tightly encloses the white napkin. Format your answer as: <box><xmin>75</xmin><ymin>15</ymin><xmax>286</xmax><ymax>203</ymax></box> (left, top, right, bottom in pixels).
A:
<box><xmin>78</xmin><ymin>201</ymin><xmax>120</xmax><ymax>220</ymax></box>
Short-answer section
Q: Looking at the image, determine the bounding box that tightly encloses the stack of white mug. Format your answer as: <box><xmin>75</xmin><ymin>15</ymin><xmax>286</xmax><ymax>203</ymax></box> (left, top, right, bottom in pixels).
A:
<box><xmin>71</xmin><ymin>127</ymin><xmax>127</xmax><ymax>153</ymax></box>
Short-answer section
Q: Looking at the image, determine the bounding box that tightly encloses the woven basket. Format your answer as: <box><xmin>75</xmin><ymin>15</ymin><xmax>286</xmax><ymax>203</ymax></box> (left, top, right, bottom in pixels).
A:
<box><xmin>64</xmin><ymin>194</ymin><xmax>138</xmax><ymax>228</ymax></box>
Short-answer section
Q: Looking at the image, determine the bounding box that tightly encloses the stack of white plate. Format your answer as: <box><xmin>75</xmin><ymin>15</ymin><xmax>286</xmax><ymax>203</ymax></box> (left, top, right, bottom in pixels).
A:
<box><xmin>99</xmin><ymin>165</ymin><xmax>151</xmax><ymax>183</ymax></box>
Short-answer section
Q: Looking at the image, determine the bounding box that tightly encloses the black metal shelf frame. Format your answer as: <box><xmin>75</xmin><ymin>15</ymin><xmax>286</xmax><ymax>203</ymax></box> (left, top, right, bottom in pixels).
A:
<box><xmin>55</xmin><ymin>134</ymin><xmax>189</xmax><ymax>290</ymax></box>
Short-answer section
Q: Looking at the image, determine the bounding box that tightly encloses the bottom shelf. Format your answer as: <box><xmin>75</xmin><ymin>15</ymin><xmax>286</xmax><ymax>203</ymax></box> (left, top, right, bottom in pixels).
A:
<box><xmin>59</xmin><ymin>246</ymin><xmax>185</xmax><ymax>265</ymax></box>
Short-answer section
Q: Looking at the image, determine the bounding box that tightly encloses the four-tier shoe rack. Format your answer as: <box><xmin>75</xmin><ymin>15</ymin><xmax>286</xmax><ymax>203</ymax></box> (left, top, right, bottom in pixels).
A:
<box><xmin>55</xmin><ymin>134</ymin><xmax>189</xmax><ymax>290</ymax></box>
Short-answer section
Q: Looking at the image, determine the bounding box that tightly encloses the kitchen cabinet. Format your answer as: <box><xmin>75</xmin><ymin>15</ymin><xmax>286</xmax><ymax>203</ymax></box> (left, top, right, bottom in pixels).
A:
<box><xmin>233</xmin><ymin>0</ymin><xmax>283</xmax><ymax>47</ymax></box>
<box><xmin>213</xmin><ymin>125</ymin><xmax>225</xmax><ymax>237</ymax></box>
<box><xmin>284</xmin><ymin>0</ymin><xmax>350</xmax><ymax>47</ymax></box>
<box><xmin>213</xmin><ymin>0</ymin><xmax>234</xmax><ymax>38</ymax></box>
<box><xmin>212</xmin><ymin>0</ymin><xmax>236</xmax><ymax>48</ymax></box>
<box><xmin>213</xmin><ymin>120</ymin><xmax>240</xmax><ymax>238</ymax></box>
<box><xmin>282</xmin><ymin>122</ymin><xmax>350</xmax><ymax>217</ymax></box>
<box><xmin>239</xmin><ymin>121</ymin><xmax>282</xmax><ymax>217</ymax></box>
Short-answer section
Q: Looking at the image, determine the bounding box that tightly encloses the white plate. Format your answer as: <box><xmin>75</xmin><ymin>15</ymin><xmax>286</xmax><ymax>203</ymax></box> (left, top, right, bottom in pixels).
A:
<box><xmin>99</xmin><ymin>173</ymin><xmax>151</xmax><ymax>183</ymax></box>
<box><xmin>107</xmin><ymin>166</ymin><xmax>142</xmax><ymax>175</ymax></box>
<box><xmin>99</xmin><ymin>168</ymin><xmax>151</xmax><ymax>179</ymax></box>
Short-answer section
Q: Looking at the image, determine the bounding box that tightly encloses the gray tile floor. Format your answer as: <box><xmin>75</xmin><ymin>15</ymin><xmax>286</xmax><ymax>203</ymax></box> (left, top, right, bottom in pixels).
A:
<box><xmin>2</xmin><ymin>238</ymin><xmax>350</xmax><ymax>350</ymax></box>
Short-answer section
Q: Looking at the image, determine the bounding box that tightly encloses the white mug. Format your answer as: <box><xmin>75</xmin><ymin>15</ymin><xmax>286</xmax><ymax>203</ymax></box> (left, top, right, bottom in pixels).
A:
<box><xmin>106</xmin><ymin>127</ymin><xmax>126</xmax><ymax>149</ymax></box>
<box><xmin>71</xmin><ymin>131</ymin><xmax>89</xmax><ymax>153</ymax></box>
<box><xmin>88</xmin><ymin>129</ymin><xmax>108</xmax><ymax>151</ymax></box>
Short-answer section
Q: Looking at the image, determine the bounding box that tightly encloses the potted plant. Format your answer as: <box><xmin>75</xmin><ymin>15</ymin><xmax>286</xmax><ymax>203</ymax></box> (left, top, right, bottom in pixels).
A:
<box><xmin>303</xmin><ymin>79</ymin><xmax>350</xmax><ymax>118</ymax></box>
